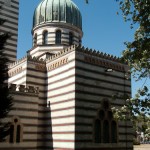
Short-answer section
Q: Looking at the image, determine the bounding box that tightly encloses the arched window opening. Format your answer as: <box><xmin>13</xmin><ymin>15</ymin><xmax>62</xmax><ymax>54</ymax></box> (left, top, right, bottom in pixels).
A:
<box><xmin>79</xmin><ymin>38</ymin><xmax>82</xmax><ymax>45</ymax></box>
<box><xmin>43</xmin><ymin>31</ymin><xmax>48</xmax><ymax>45</ymax></box>
<box><xmin>16</xmin><ymin>125</ymin><xmax>21</xmax><ymax>143</ymax></box>
<box><xmin>111</xmin><ymin>121</ymin><xmax>117</xmax><ymax>143</ymax></box>
<box><xmin>69</xmin><ymin>32</ymin><xmax>73</xmax><ymax>45</ymax></box>
<box><xmin>94</xmin><ymin>99</ymin><xmax>118</xmax><ymax>144</ymax></box>
<box><xmin>103</xmin><ymin>120</ymin><xmax>110</xmax><ymax>143</ymax></box>
<box><xmin>56</xmin><ymin>30</ymin><xmax>61</xmax><ymax>44</ymax></box>
<box><xmin>94</xmin><ymin>119</ymin><xmax>101</xmax><ymax>143</ymax></box>
<box><xmin>9</xmin><ymin>125</ymin><xmax>14</xmax><ymax>143</ymax></box>
<box><xmin>9</xmin><ymin>118</ymin><xmax>23</xmax><ymax>143</ymax></box>
<box><xmin>33</xmin><ymin>34</ymin><xmax>37</xmax><ymax>46</ymax></box>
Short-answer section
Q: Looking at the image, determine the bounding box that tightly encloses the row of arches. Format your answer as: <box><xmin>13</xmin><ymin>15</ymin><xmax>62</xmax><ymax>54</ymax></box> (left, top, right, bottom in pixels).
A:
<box><xmin>94</xmin><ymin>100</ymin><xmax>118</xmax><ymax>143</ymax></box>
<box><xmin>94</xmin><ymin>119</ymin><xmax>117</xmax><ymax>143</ymax></box>
<box><xmin>33</xmin><ymin>30</ymin><xmax>75</xmax><ymax>46</ymax></box>
<box><xmin>9</xmin><ymin>118</ymin><xmax>23</xmax><ymax>143</ymax></box>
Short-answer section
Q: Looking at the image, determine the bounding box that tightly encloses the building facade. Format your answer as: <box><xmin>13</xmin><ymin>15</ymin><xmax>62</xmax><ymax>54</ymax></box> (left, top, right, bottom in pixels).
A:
<box><xmin>0</xmin><ymin>0</ymin><xmax>19</xmax><ymax>62</ymax></box>
<box><xmin>0</xmin><ymin>0</ymin><xmax>133</xmax><ymax>149</ymax></box>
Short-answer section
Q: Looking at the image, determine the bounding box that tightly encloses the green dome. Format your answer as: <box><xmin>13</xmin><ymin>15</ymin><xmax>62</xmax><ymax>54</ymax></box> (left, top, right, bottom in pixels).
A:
<box><xmin>33</xmin><ymin>0</ymin><xmax>82</xmax><ymax>29</ymax></box>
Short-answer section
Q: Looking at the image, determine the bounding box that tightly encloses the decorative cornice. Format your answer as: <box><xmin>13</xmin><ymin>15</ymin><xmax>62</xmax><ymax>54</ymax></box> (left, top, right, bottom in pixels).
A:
<box><xmin>46</xmin><ymin>45</ymin><xmax>77</xmax><ymax>63</ymax></box>
<box><xmin>76</xmin><ymin>45</ymin><xmax>121</xmax><ymax>63</ymax></box>
<box><xmin>46</xmin><ymin>45</ymin><xmax>125</xmax><ymax>64</ymax></box>
<box><xmin>8</xmin><ymin>45</ymin><xmax>125</xmax><ymax>70</ymax></box>
<box><xmin>8</xmin><ymin>56</ymin><xmax>27</xmax><ymax>69</ymax></box>
<box><xmin>8</xmin><ymin>55</ymin><xmax>46</xmax><ymax>69</ymax></box>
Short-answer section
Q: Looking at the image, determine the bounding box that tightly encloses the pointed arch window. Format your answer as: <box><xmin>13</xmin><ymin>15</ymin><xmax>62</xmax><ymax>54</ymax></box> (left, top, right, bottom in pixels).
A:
<box><xmin>69</xmin><ymin>32</ymin><xmax>73</xmax><ymax>45</ymax></box>
<box><xmin>111</xmin><ymin>121</ymin><xmax>117</xmax><ymax>143</ymax></box>
<box><xmin>43</xmin><ymin>31</ymin><xmax>48</xmax><ymax>45</ymax></box>
<box><xmin>94</xmin><ymin>119</ymin><xmax>101</xmax><ymax>143</ymax></box>
<box><xmin>16</xmin><ymin>125</ymin><xmax>21</xmax><ymax>143</ymax></box>
<box><xmin>103</xmin><ymin>120</ymin><xmax>109</xmax><ymax>143</ymax></box>
<box><xmin>56</xmin><ymin>30</ymin><xmax>61</xmax><ymax>45</ymax></box>
<box><xmin>9</xmin><ymin>118</ymin><xmax>23</xmax><ymax>143</ymax></box>
<box><xmin>93</xmin><ymin>99</ymin><xmax>118</xmax><ymax>144</ymax></box>
<box><xmin>9</xmin><ymin>125</ymin><xmax>14</xmax><ymax>143</ymax></box>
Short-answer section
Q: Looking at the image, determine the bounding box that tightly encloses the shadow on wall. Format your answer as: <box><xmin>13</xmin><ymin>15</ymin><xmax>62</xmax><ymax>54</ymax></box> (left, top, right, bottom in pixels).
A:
<box><xmin>37</xmin><ymin>104</ymin><xmax>53</xmax><ymax>149</ymax></box>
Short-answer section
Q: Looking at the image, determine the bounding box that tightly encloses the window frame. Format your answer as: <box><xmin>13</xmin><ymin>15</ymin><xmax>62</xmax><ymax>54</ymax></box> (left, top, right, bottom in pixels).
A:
<box><xmin>55</xmin><ymin>30</ymin><xmax>61</xmax><ymax>45</ymax></box>
<box><xmin>33</xmin><ymin>33</ymin><xmax>37</xmax><ymax>46</ymax></box>
<box><xmin>8</xmin><ymin>117</ymin><xmax>23</xmax><ymax>143</ymax></box>
<box><xmin>93</xmin><ymin>99</ymin><xmax>118</xmax><ymax>144</ymax></box>
<box><xmin>43</xmin><ymin>30</ymin><xmax>48</xmax><ymax>45</ymax></box>
<box><xmin>69</xmin><ymin>32</ymin><xmax>73</xmax><ymax>45</ymax></box>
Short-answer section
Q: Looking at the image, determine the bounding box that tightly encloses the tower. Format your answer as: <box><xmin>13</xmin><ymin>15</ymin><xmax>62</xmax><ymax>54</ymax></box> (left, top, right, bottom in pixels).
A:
<box><xmin>28</xmin><ymin>0</ymin><xmax>83</xmax><ymax>59</ymax></box>
<box><xmin>0</xmin><ymin>0</ymin><xmax>19</xmax><ymax>62</ymax></box>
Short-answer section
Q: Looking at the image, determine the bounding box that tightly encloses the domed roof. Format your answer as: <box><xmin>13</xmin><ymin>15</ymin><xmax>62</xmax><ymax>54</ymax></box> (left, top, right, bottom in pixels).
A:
<box><xmin>33</xmin><ymin>0</ymin><xmax>82</xmax><ymax>30</ymax></box>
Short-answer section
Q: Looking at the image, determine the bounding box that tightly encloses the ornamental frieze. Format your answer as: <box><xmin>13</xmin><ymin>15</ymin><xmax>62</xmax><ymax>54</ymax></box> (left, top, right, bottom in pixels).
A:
<box><xmin>47</xmin><ymin>58</ymin><xmax>68</xmax><ymax>71</ymax></box>
<box><xmin>84</xmin><ymin>56</ymin><xmax>125</xmax><ymax>72</ymax></box>
<box><xmin>8</xmin><ymin>67</ymin><xmax>22</xmax><ymax>77</ymax></box>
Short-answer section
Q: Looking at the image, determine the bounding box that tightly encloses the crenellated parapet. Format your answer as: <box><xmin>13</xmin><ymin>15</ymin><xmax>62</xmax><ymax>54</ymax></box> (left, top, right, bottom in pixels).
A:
<box><xmin>46</xmin><ymin>45</ymin><xmax>77</xmax><ymax>63</ymax></box>
<box><xmin>75</xmin><ymin>46</ymin><xmax>128</xmax><ymax>72</ymax></box>
<box><xmin>46</xmin><ymin>45</ymin><xmax>124</xmax><ymax>64</ymax></box>
<box><xmin>8</xmin><ymin>56</ymin><xmax>27</xmax><ymax>69</ymax></box>
<box><xmin>9</xmin><ymin>84</ymin><xmax>39</xmax><ymax>94</ymax></box>
<box><xmin>76</xmin><ymin>45</ymin><xmax>122</xmax><ymax>63</ymax></box>
<box><xmin>8</xmin><ymin>55</ymin><xmax>46</xmax><ymax>69</ymax></box>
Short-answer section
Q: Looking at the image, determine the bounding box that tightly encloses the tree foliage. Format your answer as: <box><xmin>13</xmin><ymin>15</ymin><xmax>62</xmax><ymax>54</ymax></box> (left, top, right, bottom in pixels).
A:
<box><xmin>0</xmin><ymin>15</ymin><xmax>13</xmax><ymax>141</ymax></box>
<box><xmin>115</xmin><ymin>0</ymin><xmax>150</xmax><ymax>118</ymax></box>
<box><xmin>116</xmin><ymin>0</ymin><xmax>150</xmax><ymax>80</ymax></box>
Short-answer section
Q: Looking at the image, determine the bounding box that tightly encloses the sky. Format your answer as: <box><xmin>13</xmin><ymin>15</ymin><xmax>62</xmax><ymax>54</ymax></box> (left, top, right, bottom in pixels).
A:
<box><xmin>17</xmin><ymin>0</ymin><xmax>147</xmax><ymax>96</ymax></box>
<box><xmin>17</xmin><ymin>0</ymin><xmax>135</xmax><ymax>58</ymax></box>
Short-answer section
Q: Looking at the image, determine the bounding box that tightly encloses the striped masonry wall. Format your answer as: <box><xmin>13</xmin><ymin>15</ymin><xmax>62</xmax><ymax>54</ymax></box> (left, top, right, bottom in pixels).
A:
<box><xmin>29</xmin><ymin>24</ymin><xmax>82</xmax><ymax>58</ymax></box>
<box><xmin>0</xmin><ymin>0</ymin><xmax>19</xmax><ymax>62</ymax></box>
<box><xmin>8</xmin><ymin>58</ymin><xmax>27</xmax><ymax>85</ymax></box>
<box><xmin>0</xmin><ymin>89</ymin><xmax>39</xmax><ymax>150</ymax></box>
<box><xmin>8</xmin><ymin>57</ymin><xmax>53</xmax><ymax>149</ymax></box>
<box><xmin>25</xmin><ymin>59</ymin><xmax>53</xmax><ymax>149</ymax></box>
<box><xmin>46</xmin><ymin>50</ymin><xmax>76</xmax><ymax>149</ymax></box>
<box><xmin>74</xmin><ymin>50</ymin><xmax>133</xmax><ymax>150</ymax></box>
<box><xmin>1</xmin><ymin>45</ymin><xmax>133</xmax><ymax>150</ymax></box>
<box><xmin>33</xmin><ymin>24</ymin><xmax>82</xmax><ymax>46</ymax></box>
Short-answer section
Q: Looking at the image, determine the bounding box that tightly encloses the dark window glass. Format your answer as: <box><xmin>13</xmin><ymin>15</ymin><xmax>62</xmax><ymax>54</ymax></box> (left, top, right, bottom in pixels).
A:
<box><xmin>79</xmin><ymin>38</ymin><xmax>82</xmax><ymax>45</ymax></box>
<box><xmin>9</xmin><ymin>125</ymin><xmax>14</xmax><ymax>143</ymax></box>
<box><xmin>56</xmin><ymin>30</ymin><xmax>61</xmax><ymax>44</ymax></box>
<box><xmin>103</xmin><ymin>120</ymin><xmax>110</xmax><ymax>143</ymax></box>
<box><xmin>16</xmin><ymin>125</ymin><xmax>21</xmax><ymax>143</ymax></box>
<box><xmin>99</xmin><ymin>110</ymin><xmax>105</xmax><ymax>120</ymax></box>
<box><xmin>69</xmin><ymin>32</ymin><xmax>73</xmax><ymax>45</ymax></box>
<box><xmin>43</xmin><ymin>31</ymin><xmax>48</xmax><ymax>45</ymax></box>
<box><xmin>111</xmin><ymin>121</ymin><xmax>117</xmax><ymax>143</ymax></box>
<box><xmin>94</xmin><ymin>119</ymin><xmax>101</xmax><ymax>143</ymax></box>
<box><xmin>34</xmin><ymin>34</ymin><xmax>37</xmax><ymax>46</ymax></box>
